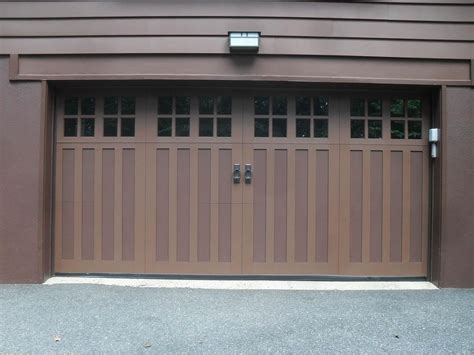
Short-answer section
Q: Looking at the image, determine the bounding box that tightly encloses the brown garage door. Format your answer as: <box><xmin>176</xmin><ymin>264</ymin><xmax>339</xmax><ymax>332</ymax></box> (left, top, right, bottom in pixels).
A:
<box><xmin>54</xmin><ymin>89</ymin><xmax>429</xmax><ymax>276</ymax></box>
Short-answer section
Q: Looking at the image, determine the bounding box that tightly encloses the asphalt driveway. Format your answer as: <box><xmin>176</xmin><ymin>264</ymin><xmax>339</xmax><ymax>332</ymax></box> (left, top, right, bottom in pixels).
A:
<box><xmin>0</xmin><ymin>284</ymin><xmax>473</xmax><ymax>353</ymax></box>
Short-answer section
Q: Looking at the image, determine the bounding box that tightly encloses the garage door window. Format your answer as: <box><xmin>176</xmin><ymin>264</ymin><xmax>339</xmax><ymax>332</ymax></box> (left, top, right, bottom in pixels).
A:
<box><xmin>103</xmin><ymin>96</ymin><xmax>135</xmax><ymax>137</ymax></box>
<box><xmin>295</xmin><ymin>96</ymin><xmax>329</xmax><ymax>138</ymax></box>
<box><xmin>350</xmin><ymin>98</ymin><xmax>383</xmax><ymax>139</ymax></box>
<box><xmin>199</xmin><ymin>96</ymin><xmax>233</xmax><ymax>137</ymax></box>
<box><xmin>157</xmin><ymin>96</ymin><xmax>191</xmax><ymax>137</ymax></box>
<box><xmin>254</xmin><ymin>96</ymin><xmax>287</xmax><ymax>137</ymax></box>
<box><xmin>390</xmin><ymin>98</ymin><xmax>423</xmax><ymax>140</ymax></box>
<box><xmin>63</xmin><ymin>97</ymin><xmax>96</xmax><ymax>137</ymax></box>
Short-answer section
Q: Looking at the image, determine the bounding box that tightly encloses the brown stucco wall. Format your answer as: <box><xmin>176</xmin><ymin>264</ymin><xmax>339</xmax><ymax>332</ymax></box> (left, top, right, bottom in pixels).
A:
<box><xmin>440</xmin><ymin>87</ymin><xmax>474</xmax><ymax>288</ymax></box>
<box><xmin>0</xmin><ymin>56</ymin><xmax>44</xmax><ymax>283</ymax></box>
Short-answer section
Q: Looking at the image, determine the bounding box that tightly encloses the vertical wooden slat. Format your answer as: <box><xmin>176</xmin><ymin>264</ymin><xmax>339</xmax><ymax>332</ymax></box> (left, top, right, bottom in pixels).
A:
<box><xmin>410</xmin><ymin>151</ymin><xmax>423</xmax><ymax>262</ymax></box>
<box><xmin>362</xmin><ymin>149</ymin><xmax>371</xmax><ymax>264</ymax></box>
<box><xmin>81</xmin><ymin>148</ymin><xmax>95</xmax><ymax>260</ymax></box>
<box><xmin>93</xmin><ymin>148</ymin><xmax>102</xmax><ymax>261</ymax></box>
<box><xmin>349</xmin><ymin>150</ymin><xmax>363</xmax><ymax>263</ymax></box>
<box><xmin>197</xmin><ymin>148</ymin><xmax>211</xmax><ymax>262</ymax></box>
<box><xmin>307</xmin><ymin>148</ymin><xmax>316</xmax><ymax>263</ymax></box>
<box><xmin>102</xmin><ymin>148</ymin><xmax>115</xmax><ymax>260</ymax></box>
<box><xmin>390</xmin><ymin>150</ymin><xmax>403</xmax><ymax>262</ymax></box>
<box><xmin>327</xmin><ymin>146</ymin><xmax>339</xmax><ymax>268</ymax></box>
<box><xmin>265</xmin><ymin>149</ymin><xmax>274</xmax><ymax>263</ymax></box>
<box><xmin>253</xmin><ymin>149</ymin><xmax>267</xmax><ymax>262</ymax></box>
<box><xmin>382</xmin><ymin>149</ymin><xmax>391</xmax><ymax>263</ymax></box>
<box><xmin>210</xmin><ymin>148</ymin><xmax>219</xmax><ymax>263</ymax></box>
<box><xmin>218</xmin><ymin>149</ymin><xmax>232</xmax><ymax>262</ymax></box>
<box><xmin>294</xmin><ymin>149</ymin><xmax>308</xmax><ymax>263</ymax></box>
<box><xmin>316</xmin><ymin>149</ymin><xmax>330</xmax><ymax>263</ymax></box>
<box><xmin>134</xmin><ymin>145</ymin><xmax>146</xmax><ymax>267</ymax></box>
<box><xmin>402</xmin><ymin>149</ymin><xmax>412</xmax><ymax>263</ymax></box>
<box><xmin>274</xmin><ymin>149</ymin><xmax>287</xmax><ymax>263</ymax></box>
<box><xmin>176</xmin><ymin>148</ymin><xmax>190</xmax><ymax>262</ymax></box>
<box><xmin>61</xmin><ymin>148</ymin><xmax>75</xmax><ymax>260</ymax></box>
<box><xmin>55</xmin><ymin>148</ymin><xmax>64</xmax><ymax>267</ymax></box>
<box><xmin>122</xmin><ymin>148</ymin><xmax>135</xmax><ymax>261</ymax></box>
<box><xmin>286</xmin><ymin>147</ymin><xmax>296</xmax><ymax>264</ymax></box>
<box><xmin>156</xmin><ymin>148</ymin><xmax>170</xmax><ymax>262</ymax></box>
<box><xmin>114</xmin><ymin>147</ymin><xmax>123</xmax><ymax>261</ymax></box>
<box><xmin>369</xmin><ymin>150</ymin><xmax>383</xmax><ymax>263</ymax></box>
<box><xmin>338</xmin><ymin>147</ymin><xmax>350</xmax><ymax>271</ymax></box>
<box><xmin>189</xmin><ymin>147</ymin><xmax>198</xmax><ymax>263</ymax></box>
<box><xmin>73</xmin><ymin>148</ymin><xmax>82</xmax><ymax>260</ymax></box>
<box><xmin>168</xmin><ymin>147</ymin><xmax>178</xmax><ymax>263</ymax></box>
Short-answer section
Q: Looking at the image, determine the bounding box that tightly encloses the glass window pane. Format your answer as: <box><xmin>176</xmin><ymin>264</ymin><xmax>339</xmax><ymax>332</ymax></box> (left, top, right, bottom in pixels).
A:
<box><xmin>296</xmin><ymin>119</ymin><xmax>311</xmax><ymax>138</ymax></box>
<box><xmin>296</xmin><ymin>96</ymin><xmax>311</xmax><ymax>116</ymax></box>
<box><xmin>408</xmin><ymin>120</ymin><xmax>422</xmax><ymax>139</ymax></box>
<box><xmin>199</xmin><ymin>117</ymin><xmax>214</xmax><ymax>137</ymax></box>
<box><xmin>314</xmin><ymin>119</ymin><xmax>328</xmax><ymax>138</ymax></box>
<box><xmin>81</xmin><ymin>97</ymin><xmax>95</xmax><ymax>115</ymax></box>
<box><xmin>350</xmin><ymin>98</ymin><xmax>365</xmax><ymax>117</ymax></box>
<box><xmin>407</xmin><ymin>99</ymin><xmax>422</xmax><ymax>118</ymax></box>
<box><xmin>255</xmin><ymin>97</ymin><xmax>270</xmax><ymax>115</ymax></box>
<box><xmin>64</xmin><ymin>118</ymin><xmax>77</xmax><ymax>137</ymax></box>
<box><xmin>64</xmin><ymin>97</ymin><xmax>78</xmax><ymax>115</ymax></box>
<box><xmin>121</xmin><ymin>118</ymin><xmax>135</xmax><ymax>137</ymax></box>
<box><xmin>254</xmin><ymin>118</ymin><xmax>269</xmax><ymax>137</ymax></box>
<box><xmin>158</xmin><ymin>117</ymin><xmax>172</xmax><ymax>137</ymax></box>
<box><xmin>314</xmin><ymin>96</ymin><xmax>329</xmax><ymax>116</ymax></box>
<box><xmin>390</xmin><ymin>99</ymin><xmax>405</xmax><ymax>117</ymax></box>
<box><xmin>175</xmin><ymin>96</ymin><xmax>191</xmax><ymax>115</ymax></box>
<box><xmin>368</xmin><ymin>99</ymin><xmax>382</xmax><ymax>117</ymax></box>
<box><xmin>272</xmin><ymin>118</ymin><xmax>287</xmax><ymax>137</ymax></box>
<box><xmin>175</xmin><ymin>117</ymin><xmax>190</xmax><ymax>136</ymax></box>
<box><xmin>368</xmin><ymin>120</ymin><xmax>382</xmax><ymax>139</ymax></box>
<box><xmin>158</xmin><ymin>96</ymin><xmax>173</xmax><ymax>115</ymax></box>
<box><xmin>103</xmin><ymin>117</ymin><xmax>118</xmax><ymax>137</ymax></box>
<box><xmin>351</xmin><ymin>119</ymin><xmax>365</xmax><ymax>138</ymax></box>
<box><xmin>104</xmin><ymin>97</ymin><xmax>118</xmax><ymax>115</ymax></box>
<box><xmin>217</xmin><ymin>96</ymin><xmax>232</xmax><ymax>115</ymax></box>
<box><xmin>217</xmin><ymin>117</ymin><xmax>232</xmax><ymax>137</ymax></box>
<box><xmin>391</xmin><ymin>120</ymin><xmax>405</xmax><ymax>139</ymax></box>
<box><xmin>121</xmin><ymin>97</ymin><xmax>135</xmax><ymax>115</ymax></box>
<box><xmin>272</xmin><ymin>96</ymin><xmax>287</xmax><ymax>115</ymax></box>
<box><xmin>80</xmin><ymin>118</ymin><xmax>95</xmax><ymax>137</ymax></box>
<box><xmin>199</xmin><ymin>96</ymin><xmax>214</xmax><ymax>115</ymax></box>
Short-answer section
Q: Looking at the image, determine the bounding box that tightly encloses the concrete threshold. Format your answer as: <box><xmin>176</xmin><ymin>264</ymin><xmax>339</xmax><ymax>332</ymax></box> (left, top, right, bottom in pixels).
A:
<box><xmin>44</xmin><ymin>277</ymin><xmax>438</xmax><ymax>290</ymax></box>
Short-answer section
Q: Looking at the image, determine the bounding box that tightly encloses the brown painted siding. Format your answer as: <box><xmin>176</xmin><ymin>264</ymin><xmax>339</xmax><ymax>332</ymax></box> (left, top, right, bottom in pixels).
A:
<box><xmin>0</xmin><ymin>2</ymin><xmax>473</xmax><ymax>60</ymax></box>
<box><xmin>0</xmin><ymin>56</ymin><xmax>43</xmax><ymax>283</ymax></box>
<box><xmin>442</xmin><ymin>87</ymin><xmax>474</xmax><ymax>288</ymax></box>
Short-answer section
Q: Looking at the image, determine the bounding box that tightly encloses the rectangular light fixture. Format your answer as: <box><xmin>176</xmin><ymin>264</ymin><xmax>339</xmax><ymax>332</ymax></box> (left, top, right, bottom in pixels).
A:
<box><xmin>229</xmin><ymin>32</ymin><xmax>260</xmax><ymax>52</ymax></box>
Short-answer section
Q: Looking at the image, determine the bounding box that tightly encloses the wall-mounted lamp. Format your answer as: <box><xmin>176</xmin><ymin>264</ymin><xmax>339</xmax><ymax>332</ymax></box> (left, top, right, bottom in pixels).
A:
<box><xmin>229</xmin><ymin>32</ymin><xmax>260</xmax><ymax>53</ymax></box>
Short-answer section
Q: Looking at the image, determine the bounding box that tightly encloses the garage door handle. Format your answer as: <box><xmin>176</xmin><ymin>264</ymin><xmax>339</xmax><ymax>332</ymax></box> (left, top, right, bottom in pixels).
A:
<box><xmin>244</xmin><ymin>164</ymin><xmax>252</xmax><ymax>184</ymax></box>
<box><xmin>233</xmin><ymin>164</ymin><xmax>241</xmax><ymax>184</ymax></box>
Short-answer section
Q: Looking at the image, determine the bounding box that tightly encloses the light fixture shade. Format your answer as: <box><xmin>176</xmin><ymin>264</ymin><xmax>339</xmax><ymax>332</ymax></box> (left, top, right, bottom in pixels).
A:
<box><xmin>229</xmin><ymin>32</ymin><xmax>260</xmax><ymax>52</ymax></box>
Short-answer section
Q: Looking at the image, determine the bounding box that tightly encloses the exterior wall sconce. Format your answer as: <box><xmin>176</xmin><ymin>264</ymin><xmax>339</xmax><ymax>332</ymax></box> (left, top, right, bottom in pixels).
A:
<box><xmin>229</xmin><ymin>32</ymin><xmax>260</xmax><ymax>53</ymax></box>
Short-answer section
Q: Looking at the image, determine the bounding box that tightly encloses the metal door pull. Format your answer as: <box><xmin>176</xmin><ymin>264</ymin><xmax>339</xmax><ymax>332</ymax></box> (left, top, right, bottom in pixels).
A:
<box><xmin>244</xmin><ymin>164</ymin><xmax>252</xmax><ymax>184</ymax></box>
<box><xmin>233</xmin><ymin>164</ymin><xmax>241</xmax><ymax>184</ymax></box>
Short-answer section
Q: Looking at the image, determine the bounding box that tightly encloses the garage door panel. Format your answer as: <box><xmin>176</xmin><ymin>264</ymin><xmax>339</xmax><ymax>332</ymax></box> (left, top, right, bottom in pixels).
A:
<box><xmin>55</xmin><ymin>144</ymin><xmax>146</xmax><ymax>273</ymax></box>
<box><xmin>145</xmin><ymin>143</ymin><xmax>243</xmax><ymax>274</ymax></box>
<box><xmin>242</xmin><ymin>144</ymin><xmax>339</xmax><ymax>274</ymax></box>
<box><xmin>339</xmin><ymin>145</ymin><xmax>429</xmax><ymax>276</ymax></box>
<box><xmin>54</xmin><ymin>90</ymin><xmax>429</xmax><ymax>277</ymax></box>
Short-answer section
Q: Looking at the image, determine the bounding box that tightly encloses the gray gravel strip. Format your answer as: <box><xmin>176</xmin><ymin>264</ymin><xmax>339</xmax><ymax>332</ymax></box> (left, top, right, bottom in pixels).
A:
<box><xmin>0</xmin><ymin>285</ymin><xmax>473</xmax><ymax>353</ymax></box>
